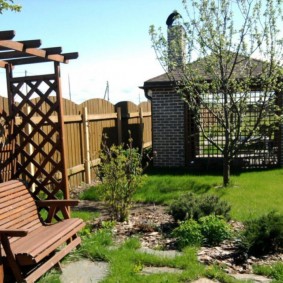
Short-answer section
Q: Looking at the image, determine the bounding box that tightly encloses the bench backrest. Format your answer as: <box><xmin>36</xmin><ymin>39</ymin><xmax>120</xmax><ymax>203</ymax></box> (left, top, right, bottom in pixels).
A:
<box><xmin>0</xmin><ymin>180</ymin><xmax>42</xmax><ymax>233</ymax></box>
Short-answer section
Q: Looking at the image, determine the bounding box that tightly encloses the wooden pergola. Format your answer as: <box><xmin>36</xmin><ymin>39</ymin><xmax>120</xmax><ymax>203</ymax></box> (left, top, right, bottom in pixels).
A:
<box><xmin>0</xmin><ymin>30</ymin><xmax>78</xmax><ymax>209</ymax></box>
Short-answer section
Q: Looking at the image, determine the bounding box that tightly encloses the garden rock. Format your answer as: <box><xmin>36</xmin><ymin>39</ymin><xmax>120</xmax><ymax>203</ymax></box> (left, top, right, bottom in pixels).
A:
<box><xmin>191</xmin><ymin>279</ymin><xmax>218</xmax><ymax>283</ymax></box>
<box><xmin>141</xmin><ymin>266</ymin><xmax>183</xmax><ymax>275</ymax></box>
<box><xmin>138</xmin><ymin>247</ymin><xmax>181</xmax><ymax>258</ymax></box>
<box><xmin>231</xmin><ymin>273</ymin><xmax>272</xmax><ymax>283</ymax></box>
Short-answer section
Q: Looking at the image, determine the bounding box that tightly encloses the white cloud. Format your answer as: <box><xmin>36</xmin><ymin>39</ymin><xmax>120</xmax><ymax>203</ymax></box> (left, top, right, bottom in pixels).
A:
<box><xmin>61</xmin><ymin>51</ymin><xmax>163</xmax><ymax>105</ymax></box>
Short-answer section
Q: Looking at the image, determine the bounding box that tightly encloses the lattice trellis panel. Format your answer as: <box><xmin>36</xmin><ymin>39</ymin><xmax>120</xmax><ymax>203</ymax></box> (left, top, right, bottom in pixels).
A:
<box><xmin>6</xmin><ymin>63</ymin><xmax>69</xmax><ymax>201</ymax></box>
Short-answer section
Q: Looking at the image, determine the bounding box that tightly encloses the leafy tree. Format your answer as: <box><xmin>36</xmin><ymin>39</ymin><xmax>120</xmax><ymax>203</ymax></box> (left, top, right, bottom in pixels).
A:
<box><xmin>150</xmin><ymin>0</ymin><xmax>283</xmax><ymax>186</ymax></box>
<box><xmin>0</xmin><ymin>0</ymin><xmax>21</xmax><ymax>13</ymax></box>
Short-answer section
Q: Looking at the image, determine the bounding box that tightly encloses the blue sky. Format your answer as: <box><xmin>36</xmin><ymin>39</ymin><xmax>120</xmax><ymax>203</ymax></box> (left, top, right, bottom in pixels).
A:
<box><xmin>0</xmin><ymin>0</ymin><xmax>186</xmax><ymax>104</ymax></box>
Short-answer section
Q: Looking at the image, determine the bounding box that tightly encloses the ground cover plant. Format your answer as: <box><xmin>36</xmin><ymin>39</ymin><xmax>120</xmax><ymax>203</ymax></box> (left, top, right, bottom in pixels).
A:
<box><xmin>169</xmin><ymin>192</ymin><xmax>231</xmax><ymax>222</ymax></box>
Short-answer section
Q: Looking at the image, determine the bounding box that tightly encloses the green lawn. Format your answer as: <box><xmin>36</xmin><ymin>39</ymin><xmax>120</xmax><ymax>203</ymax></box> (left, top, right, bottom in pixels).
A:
<box><xmin>135</xmin><ymin>167</ymin><xmax>283</xmax><ymax>221</ymax></box>
<box><xmin>40</xmin><ymin>167</ymin><xmax>283</xmax><ymax>282</ymax></box>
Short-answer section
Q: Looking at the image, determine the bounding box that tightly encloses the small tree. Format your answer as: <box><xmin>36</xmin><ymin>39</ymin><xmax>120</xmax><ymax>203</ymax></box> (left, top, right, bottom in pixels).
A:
<box><xmin>99</xmin><ymin>135</ymin><xmax>143</xmax><ymax>222</ymax></box>
<box><xmin>150</xmin><ymin>0</ymin><xmax>283</xmax><ymax>186</ymax></box>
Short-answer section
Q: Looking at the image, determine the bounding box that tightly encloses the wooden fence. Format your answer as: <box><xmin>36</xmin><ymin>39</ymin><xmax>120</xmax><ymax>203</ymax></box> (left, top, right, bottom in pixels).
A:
<box><xmin>0</xmin><ymin>96</ymin><xmax>152</xmax><ymax>188</ymax></box>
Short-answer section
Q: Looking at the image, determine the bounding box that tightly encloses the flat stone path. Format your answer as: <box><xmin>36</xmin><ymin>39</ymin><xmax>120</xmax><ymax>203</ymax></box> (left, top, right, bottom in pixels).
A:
<box><xmin>231</xmin><ymin>273</ymin><xmax>272</xmax><ymax>283</ymax></box>
<box><xmin>141</xmin><ymin>266</ymin><xmax>183</xmax><ymax>275</ymax></box>
<box><xmin>60</xmin><ymin>259</ymin><xmax>109</xmax><ymax>283</ymax></box>
<box><xmin>60</xmin><ymin>249</ymin><xmax>272</xmax><ymax>283</ymax></box>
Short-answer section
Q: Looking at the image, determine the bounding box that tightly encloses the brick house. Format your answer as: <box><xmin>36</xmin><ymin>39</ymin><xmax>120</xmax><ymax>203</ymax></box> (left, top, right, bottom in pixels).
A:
<box><xmin>141</xmin><ymin>13</ymin><xmax>283</xmax><ymax>169</ymax></box>
<box><xmin>142</xmin><ymin>72</ymin><xmax>189</xmax><ymax>167</ymax></box>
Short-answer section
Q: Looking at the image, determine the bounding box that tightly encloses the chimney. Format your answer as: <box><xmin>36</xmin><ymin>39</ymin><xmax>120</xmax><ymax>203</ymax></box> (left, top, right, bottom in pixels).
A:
<box><xmin>166</xmin><ymin>11</ymin><xmax>186</xmax><ymax>71</ymax></box>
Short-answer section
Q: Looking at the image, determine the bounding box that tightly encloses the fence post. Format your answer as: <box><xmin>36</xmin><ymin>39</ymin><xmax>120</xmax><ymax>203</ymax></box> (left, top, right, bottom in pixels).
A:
<box><xmin>117</xmin><ymin>107</ymin><xmax>122</xmax><ymax>145</ymax></box>
<box><xmin>139</xmin><ymin>107</ymin><xmax>144</xmax><ymax>150</ymax></box>
<box><xmin>83</xmin><ymin>107</ymin><xmax>91</xmax><ymax>184</ymax></box>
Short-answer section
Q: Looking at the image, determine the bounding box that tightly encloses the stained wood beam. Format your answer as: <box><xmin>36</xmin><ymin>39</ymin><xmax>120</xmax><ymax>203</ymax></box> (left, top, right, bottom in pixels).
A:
<box><xmin>43</xmin><ymin>47</ymin><xmax>62</xmax><ymax>55</ymax></box>
<box><xmin>47</xmin><ymin>54</ymin><xmax>64</xmax><ymax>63</ymax></box>
<box><xmin>0</xmin><ymin>60</ymin><xmax>8</xmax><ymax>68</ymax></box>
<box><xmin>20</xmin><ymin>40</ymin><xmax>42</xmax><ymax>49</ymax></box>
<box><xmin>5</xmin><ymin>57</ymin><xmax>48</xmax><ymax>65</ymax></box>
<box><xmin>0</xmin><ymin>51</ymin><xmax>23</xmax><ymax>60</ymax></box>
<box><xmin>0</xmin><ymin>47</ymin><xmax>62</xmax><ymax>60</ymax></box>
<box><xmin>25</xmin><ymin>48</ymin><xmax>46</xmax><ymax>58</ymax></box>
<box><xmin>62</xmin><ymin>52</ymin><xmax>79</xmax><ymax>60</ymax></box>
<box><xmin>0</xmin><ymin>30</ymin><xmax>15</xmax><ymax>40</ymax></box>
<box><xmin>0</xmin><ymin>40</ymin><xmax>24</xmax><ymax>51</ymax></box>
<box><xmin>0</xmin><ymin>40</ymin><xmax>41</xmax><ymax>51</ymax></box>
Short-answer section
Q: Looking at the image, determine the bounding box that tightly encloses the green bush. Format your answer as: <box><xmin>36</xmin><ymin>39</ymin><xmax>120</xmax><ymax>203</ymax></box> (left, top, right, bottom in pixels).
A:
<box><xmin>236</xmin><ymin>211</ymin><xmax>283</xmax><ymax>257</ymax></box>
<box><xmin>172</xmin><ymin>219</ymin><xmax>203</xmax><ymax>249</ymax></box>
<box><xmin>169</xmin><ymin>192</ymin><xmax>231</xmax><ymax>222</ymax></box>
<box><xmin>172</xmin><ymin>215</ymin><xmax>231</xmax><ymax>249</ymax></box>
<box><xmin>199</xmin><ymin>215</ymin><xmax>232</xmax><ymax>246</ymax></box>
<box><xmin>99</xmin><ymin>135</ymin><xmax>143</xmax><ymax>222</ymax></box>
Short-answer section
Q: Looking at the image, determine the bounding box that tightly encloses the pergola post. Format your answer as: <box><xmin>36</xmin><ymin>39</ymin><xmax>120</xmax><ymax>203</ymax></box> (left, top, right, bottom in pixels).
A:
<box><xmin>0</xmin><ymin>30</ymin><xmax>78</xmax><ymax>220</ymax></box>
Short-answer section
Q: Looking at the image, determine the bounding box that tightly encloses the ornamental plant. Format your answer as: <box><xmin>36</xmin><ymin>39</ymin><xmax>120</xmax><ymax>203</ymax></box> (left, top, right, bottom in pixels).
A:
<box><xmin>172</xmin><ymin>214</ymin><xmax>231</xmax><ymax>250</ymax></box>
<box><xmin>99</xmin><ymin>135</ymin><xmax>143</xmax><ymax>222</ymax></box>
<box><xmin>236</xmin><ymin>211</ymin><xmax>283</xmax><ymax>258</ymax></box>
<box><xmin>169</xmin><ymin>192</ymin><xmax>231</xmax><ymax>222</ymax></box>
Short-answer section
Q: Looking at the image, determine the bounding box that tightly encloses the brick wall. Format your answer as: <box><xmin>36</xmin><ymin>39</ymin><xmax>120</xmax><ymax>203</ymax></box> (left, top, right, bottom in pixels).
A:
<box><xmin>152</xmin><ymin>89</ymin><xmax>185</xmax><ymax>167</ymax></box>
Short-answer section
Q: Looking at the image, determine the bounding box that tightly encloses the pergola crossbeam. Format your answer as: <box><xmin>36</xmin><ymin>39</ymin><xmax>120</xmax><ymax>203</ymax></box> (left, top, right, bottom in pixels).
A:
<box><xmin>0</xmin><ymin>30</ymin><xmax>15</xmax><ymax>40</ymax></box>
<box><xmin>0</xmin><ymin>30</ymin><xmax>77</xmax><ymax>66</ymax></box>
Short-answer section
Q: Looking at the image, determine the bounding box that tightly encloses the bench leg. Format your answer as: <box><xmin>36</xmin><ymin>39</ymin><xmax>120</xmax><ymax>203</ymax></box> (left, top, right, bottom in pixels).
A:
<box><xmin>54</xmin><ymin>262</ymin><xmax>62</xmax><ymax>273</ymax></box>
<box><xmin>0</xmin><ymin>262</ymin><xmax>3</xmax><ymax>283</ymax></box>
<box><xmin>1</xmin><ymin>235</ymin><xmax>24</xmax><ymax>283</ymax></box>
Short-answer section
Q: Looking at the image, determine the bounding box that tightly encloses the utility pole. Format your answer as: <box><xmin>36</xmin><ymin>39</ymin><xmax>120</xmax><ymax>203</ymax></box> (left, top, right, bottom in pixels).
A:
<box><xmin>104</xmin><ymin>81</ymin><xmax>109</xmax><ymax>101</ymax></box>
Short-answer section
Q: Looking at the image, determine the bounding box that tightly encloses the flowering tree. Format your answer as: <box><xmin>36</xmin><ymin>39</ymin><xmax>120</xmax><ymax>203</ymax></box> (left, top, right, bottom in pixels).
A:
<box><xmin>150</xmin><ymin>0</ymin><xmax>283</xmax><ymax>186</ymax></box>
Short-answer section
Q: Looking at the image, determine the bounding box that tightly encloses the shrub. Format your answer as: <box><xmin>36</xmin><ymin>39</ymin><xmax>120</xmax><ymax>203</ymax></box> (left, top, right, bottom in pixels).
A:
<box><xmin>172</xmin><ymin>215</ymin><xmax>231</xmax><ymax>249</ymax></box>
<box><xmin>236</xmin><ymin>211</ymin><xmax>283</xmax><ymax>258</ymax></box>
<box><xmin>99</xmin><ymin>135</ymin><xmax>143</xmax><ymax>222</ymax></box>
<box><xmin>169</xmin><ymin>192</ymin><xmax>231</xmax><ymax>222</ymax></box>
<box><xmin>199</xmin><ymin>215</ymin><xmax>232</xmax><ymax>246</ymax></box>
<box><xmin>172</xmin><ymin>219</ymin><xmax>203</xmax><ymax>249</ymax></box>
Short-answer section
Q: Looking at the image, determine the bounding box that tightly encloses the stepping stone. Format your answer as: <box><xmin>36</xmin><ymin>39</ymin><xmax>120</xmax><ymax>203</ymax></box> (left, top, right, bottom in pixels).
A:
<box><xmin>191</xmin><ymin>279</ymin><xmax>218</xmax><ymax>283</ymax></box>
<box><xmin>141</xmin><ymin>266</ymin><xmax>183</xmax><ymax>275</ymax></box>
<box><xmin>231</xmin><ymin>273</ymin><xmax>272</xmax><ymax>283</ymax></box>
<box><xmin>138</xmin><ymin>247</ymin><xmax>181</xmax><ymax>258</ymax></box>
<box><xmin>60</xmin><ymin>259</ymin><xmax>109</xmax><ymax>283</ymax></box>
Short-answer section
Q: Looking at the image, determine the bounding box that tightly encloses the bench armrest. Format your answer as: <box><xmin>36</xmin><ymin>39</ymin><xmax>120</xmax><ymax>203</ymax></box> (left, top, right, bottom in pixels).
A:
<box><xmin>0</xmin><ymin>229</ymin><xmax>28</xmax><ymax>237</ymax></box>
<box><xmin>36</xmin><ymin>200</ymin><xmax>80</xmax><ymax>223</ymax></box>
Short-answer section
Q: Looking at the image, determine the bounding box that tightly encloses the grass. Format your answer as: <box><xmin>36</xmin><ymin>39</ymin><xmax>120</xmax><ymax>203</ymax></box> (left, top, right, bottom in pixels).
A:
<box><xmin>135</xmin><ymin>167</ymin><xmax>283</xmax><ymax>221</ymax></box>
<box><xmin>43</xmin><ymin>227</ymin><xmax>239</xmax><ymax>283</ymax></box>
<box><xmin>80</xmin><ymin>167</ymin><xmax>283</xmax><ymax>221</ymax></box>
<box><xmin>40</xmin><ymin>167</ymin><xmax>283</xmax><ymax>282</ymax></box>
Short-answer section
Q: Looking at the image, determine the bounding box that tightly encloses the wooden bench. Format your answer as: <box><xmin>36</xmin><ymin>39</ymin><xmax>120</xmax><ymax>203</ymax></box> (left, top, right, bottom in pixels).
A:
<box><xmin>0</xmin><ymin>180</ymin><xmax>85</xmax><ymax>283</ymax></box>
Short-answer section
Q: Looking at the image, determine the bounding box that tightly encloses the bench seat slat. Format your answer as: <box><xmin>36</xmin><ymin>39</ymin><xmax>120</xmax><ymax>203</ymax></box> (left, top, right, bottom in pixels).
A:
<box><xmin>0</xmin><ymin>188</ymin><xmax>30</xmax><ymax>206</ymax></box>
<box><xmin>0</xmin><ymin>200</ymin><xmax>37</xmax><ymax>220</ymax></box>
<box><xmin>12</xmin><ymin>218</ymin><xmax>82</xmax><ymax>253</ymax></box>
<box><xmin>13</xmin><ymin>219</ymin><xmax>84</xmax><ymax>265</ymax></box>
<box><xmin>0</xmin><ymin>206</ymin><xmax>40</xmax><ymax>227</ymax></box>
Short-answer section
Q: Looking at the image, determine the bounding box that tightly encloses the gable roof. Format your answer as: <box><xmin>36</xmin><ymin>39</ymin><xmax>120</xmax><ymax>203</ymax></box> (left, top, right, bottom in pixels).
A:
<box><xmin>142</xmin><ymin>53</ymin><xmax>274</xmax><ymax>90</ymax></box>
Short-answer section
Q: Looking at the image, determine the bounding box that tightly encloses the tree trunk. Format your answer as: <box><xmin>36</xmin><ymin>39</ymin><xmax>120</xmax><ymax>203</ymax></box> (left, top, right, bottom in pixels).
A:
<box><xmin>223</xmin><ymin>155</ymin><xmax>230</xmax><ymax>187</ymax></box>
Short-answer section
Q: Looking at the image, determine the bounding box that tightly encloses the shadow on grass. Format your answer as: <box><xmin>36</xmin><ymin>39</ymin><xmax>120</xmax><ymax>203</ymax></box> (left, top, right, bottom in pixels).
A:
<box><xmin>144</xmin><ymin>166</ymin><xmax>224</xmax><ymax>177</ymax></box>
